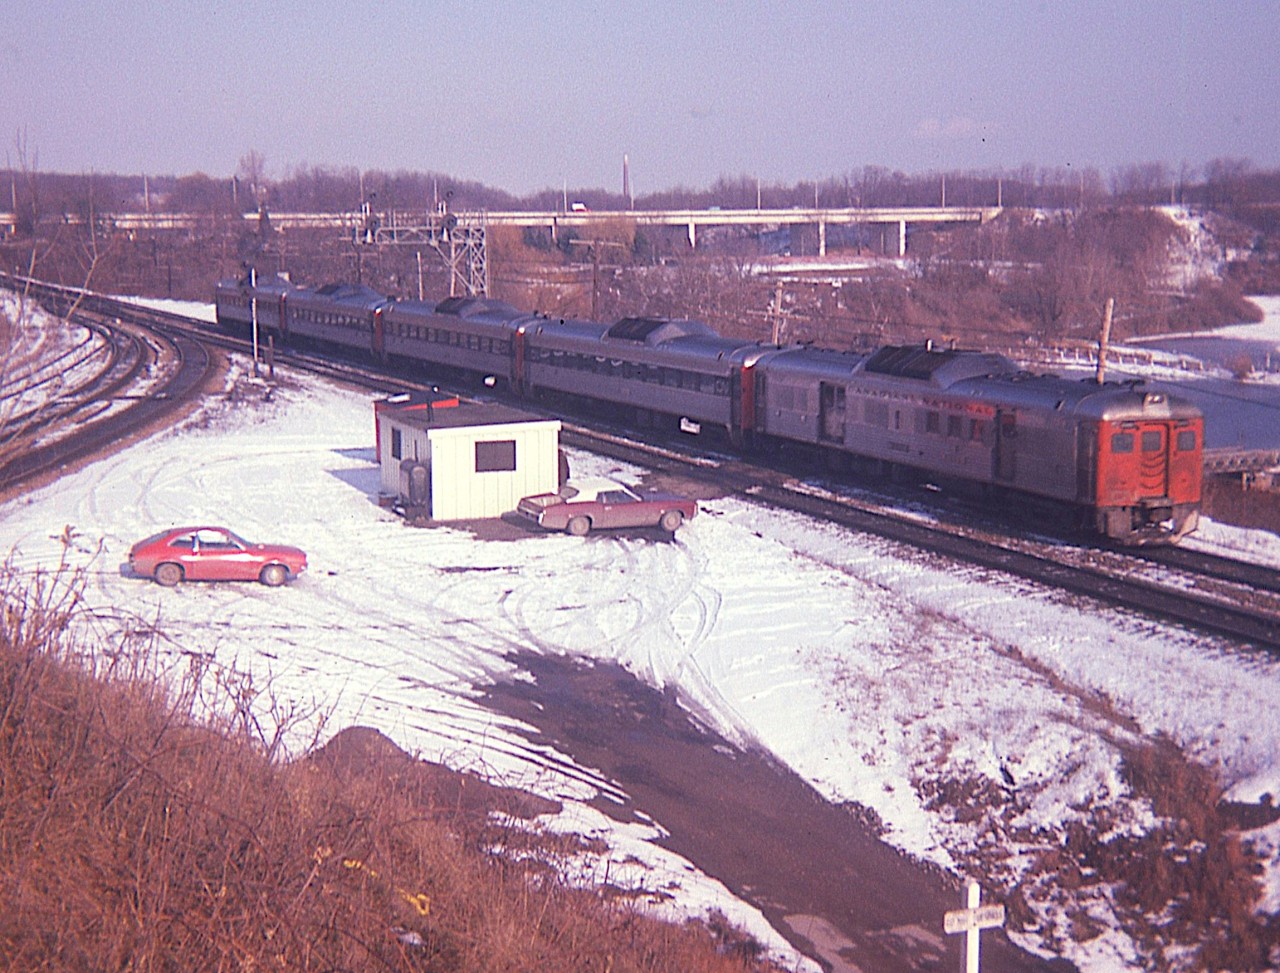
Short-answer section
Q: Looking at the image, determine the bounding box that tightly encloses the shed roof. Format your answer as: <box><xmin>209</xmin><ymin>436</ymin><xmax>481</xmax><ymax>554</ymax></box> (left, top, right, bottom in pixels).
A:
<box><xmin>382</xmin><ymin>401</ymin><xmax>555</xmax><ymax>432</ymax></box>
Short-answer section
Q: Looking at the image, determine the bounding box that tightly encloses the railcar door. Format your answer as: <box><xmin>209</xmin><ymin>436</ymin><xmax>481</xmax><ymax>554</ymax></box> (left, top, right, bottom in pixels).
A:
<box><xmin>1136</xmin><ymin>423</ymin><xmax>1170</xmax><ymax>498</ymax></box>
<box><xmin>1168</xmin><ymin>419</ymin><xmax>1203</xmax><ymax>504</ymax></box>
<box><xmin>994</xmin><ymin>410</ymin><xmax>1017</xmax><ymax>481</ymax></box>
<box><xmin>731</xmin><ymin>359</ymin><xmax>760</xmax><ymax>445</ymax></box>
<box><xmin>818</xmin><ymin>383</ymin><xmax>846</xmax><ymax>444</ymax></box>
<box><xmin>513</xmin><ymin>326</ymin><xmax>527</xmax><ymax>394</ymax></box>
<box><xmin>372</xmin><ymin>307</ymin><xmax>386</xmax><ymax>361</ymax></box>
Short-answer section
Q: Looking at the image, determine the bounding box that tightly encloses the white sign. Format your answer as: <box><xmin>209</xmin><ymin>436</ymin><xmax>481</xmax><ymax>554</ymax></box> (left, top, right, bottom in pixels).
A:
<box><xmin>944</xmin><ymin>903</ymin><xmax>1006</xmax><ymax>934</ymax></box>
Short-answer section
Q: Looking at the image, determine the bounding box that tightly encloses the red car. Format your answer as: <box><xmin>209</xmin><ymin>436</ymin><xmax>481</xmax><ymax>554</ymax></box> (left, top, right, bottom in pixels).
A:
<box><xmin>129</xmin><ymin>526</ymin><xmax>307</xmax><ymax>587</ymax></box>
<box><xmin>516</xmin><ymin>476</ymin><xmax>697</xmax><ymax>536</ymax></box>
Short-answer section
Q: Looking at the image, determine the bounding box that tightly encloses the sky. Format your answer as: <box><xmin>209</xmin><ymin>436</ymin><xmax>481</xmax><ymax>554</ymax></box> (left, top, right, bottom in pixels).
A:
<box><xmin>3</xmin><ymin>1</ymin><xmax>1279</xmax><ymax>196</ymax></box>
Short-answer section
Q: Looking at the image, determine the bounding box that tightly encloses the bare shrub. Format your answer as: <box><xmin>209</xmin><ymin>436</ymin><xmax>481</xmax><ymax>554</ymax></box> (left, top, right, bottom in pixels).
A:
<box><xmin>1226</xmin><ymin>353</ymin><xmax>1256</xmax><ymax>380</ymax></box>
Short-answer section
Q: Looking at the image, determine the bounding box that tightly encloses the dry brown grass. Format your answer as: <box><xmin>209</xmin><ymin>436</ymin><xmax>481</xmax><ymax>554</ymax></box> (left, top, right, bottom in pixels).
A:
<box><xmin>0</xmin><ymin>559</ymin><xmax>784</xmax><ymax>972</ymax></box>
<box><xmin>1204</xmin><ymin>475</ymin><xmax>1280</xmax><ymax>536</ymax></box>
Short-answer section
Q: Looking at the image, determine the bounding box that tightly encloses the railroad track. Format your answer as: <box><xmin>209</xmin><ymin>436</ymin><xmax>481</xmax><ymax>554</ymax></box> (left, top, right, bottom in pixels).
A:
<box><xmin>0</xmin><ymin>298</ymin><xmax>214</xmax><ymax>496</ymax></box>
<box><xmin>1</xmin><ymin>315</ymin><xmax>151</xmax><ymax>439</ymax></box>
<box><xmin>6</xmin><ymin>276</ymin><xmax>1278</xmax><ymax>651</ymax></box>
<box><xmin>563</xmin><ymin>423</ymin><xmax>1280</xmax><ymax>651</ymax></box>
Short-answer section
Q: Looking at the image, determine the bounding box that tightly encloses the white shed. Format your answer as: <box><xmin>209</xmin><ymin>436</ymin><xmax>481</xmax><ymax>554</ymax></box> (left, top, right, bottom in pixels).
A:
<box><xmin>377</xmin><ymin>401</ymin><xmax>562</xmax><ymax>522</ymax></box>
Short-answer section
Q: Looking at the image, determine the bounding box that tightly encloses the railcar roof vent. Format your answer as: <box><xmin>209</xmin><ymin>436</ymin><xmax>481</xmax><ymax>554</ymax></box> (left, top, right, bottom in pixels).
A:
<box><xmin>863</xmin><ymin>344</ymin><xmax>1018</xmax><ymax>387</ymax></box>
<box><xmin>433</xmin><ymin>296</ymin><xmax>520</xmax><ymax>318</ymax></box>
<box><xmin>314</xmin><ymin>283</ymin><xmax>386</xmax><ymax>303</ymax></box>
<box><xmin>605</xmin><ymin>317</ymin><xmax>719</xmax><ymax>345</ymax></box>
<box><xmin>863</xmin><ymin>344</ymin><xmax>961</xmax><ymax>380</ymax></box>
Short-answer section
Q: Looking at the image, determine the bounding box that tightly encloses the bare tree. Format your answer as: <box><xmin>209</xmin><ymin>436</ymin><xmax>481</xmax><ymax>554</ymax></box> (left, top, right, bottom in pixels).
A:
<box><xmin>238</xmin><ymin>149</ymin><xmax>268</xmax><ymax>206</ymax></box>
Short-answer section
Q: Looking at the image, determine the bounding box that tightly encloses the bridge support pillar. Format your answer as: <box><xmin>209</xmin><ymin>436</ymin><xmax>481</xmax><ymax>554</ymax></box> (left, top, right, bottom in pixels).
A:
<box><xmin>880</xmin><ymin>220</ymin><xmax>907</xmax><ymax>257</ymax></box>
<box><xmin>687</xmin><ymin>220</ymin><xmax>697</xmax><ymax>249</ymax></box>
<box><xmin>818</xmin><ymin>220</ymin><xmax>826</xmax><ymax>256</ymax></box>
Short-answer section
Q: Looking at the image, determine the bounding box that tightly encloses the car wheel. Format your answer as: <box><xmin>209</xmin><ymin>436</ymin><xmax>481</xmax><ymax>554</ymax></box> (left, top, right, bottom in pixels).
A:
<box><xmin>566</xmin><ymin>516</ymin><xmax>591</xmax><ymax>537</ymax></box>
<box><xmin>259</xmin><ymin>564</ymin><xmax>289</xmax><ymax>587</ymax></box>
<box><xmin>154</xmin><ymin>563</ymin><xmax>183</xmax><ymax>587</ymax></box>
<box><xmin>659</xmin><ymin>510</ymin><xmax>684</xmax><ymax>532</ymax></box>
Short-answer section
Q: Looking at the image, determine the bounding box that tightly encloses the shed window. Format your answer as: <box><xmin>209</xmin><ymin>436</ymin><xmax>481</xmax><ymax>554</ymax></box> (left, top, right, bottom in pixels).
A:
<box><xmin>391</xmin><ymin>428</ymin><xmax>403</xmax><ymax>460</ymax></box>
<box><xmin>475</xmin><ymin>439</ymin><xmax>517</xmax><ymax>472</ymax></box>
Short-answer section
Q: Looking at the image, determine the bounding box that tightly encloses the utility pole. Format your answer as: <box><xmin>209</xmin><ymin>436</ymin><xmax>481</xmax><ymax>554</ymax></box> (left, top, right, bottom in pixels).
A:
<box><xmin>250</xmin><ymin>265</ymin><xmax>260</xmax><ymax>377</ymax></box>
<box><xmin>1096</xmin><ymin>297</ymin><xmax>1115</xmax><ymax>385</ymax></box>
<box><xmin>770</xmin><ymin>282</ymin><xmax>786</xmax><ymax>344</ymax></box>
<box><xmin>568</xmin><ymin>239</ymin><xmax>625</xmax><ymax>320</ymax></box>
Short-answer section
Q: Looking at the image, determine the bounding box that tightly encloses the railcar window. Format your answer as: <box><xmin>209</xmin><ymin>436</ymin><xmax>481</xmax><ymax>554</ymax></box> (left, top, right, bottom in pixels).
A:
<box><xmin>865</xmin><ymin>401</ymin><xmax>890</xmax><ymax>427</ymax></box>
<box><xmin>969</xmin><ymin>419</ymin><xmax>985</xmax><ymax>442</ymax></box>
<box><xmin>1177</xmin><ymin>430</ymin><xmax>1197</xmax><ymax>451</ymax></box>
<box><xmin>925</xmin><ymin>411</ymin><xmax>941</xmax><ymax>434</ymax></box>
<box><xmin>1111</xmin><ymin>433</ymin><xmax>1135</xmax><ymax>453</ymax></box>
<box><xmin>1141</xmin><ymin>431</ymin><xmax>1164</xmax><ymax>452</ymax></box>
<box><xmin>948</xmin><ymin>415</ymin><xmax>962</xmax><ymax>438</ymax></box>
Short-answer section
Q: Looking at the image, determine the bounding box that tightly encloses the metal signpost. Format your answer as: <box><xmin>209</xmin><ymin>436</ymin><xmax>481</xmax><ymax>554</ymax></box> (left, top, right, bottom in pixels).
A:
<box><xmin>944</xmin><ymin>881</ymin><xmax>1006</xmax><ymax>973</ymax></box>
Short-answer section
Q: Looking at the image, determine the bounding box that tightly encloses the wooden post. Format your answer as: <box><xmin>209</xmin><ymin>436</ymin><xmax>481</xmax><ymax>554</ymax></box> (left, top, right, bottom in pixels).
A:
<box><xmin>944</xmin><ymin>881</ymin><xmax>1005</xmax><ymax>973</ymax></box>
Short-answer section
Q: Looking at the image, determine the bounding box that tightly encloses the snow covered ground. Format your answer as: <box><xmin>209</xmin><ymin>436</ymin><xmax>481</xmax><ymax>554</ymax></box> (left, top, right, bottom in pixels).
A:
<box><xmin>3</xmin><ymin>294</ymin><xmax>1280</xmax><ymax>970</ymax></box>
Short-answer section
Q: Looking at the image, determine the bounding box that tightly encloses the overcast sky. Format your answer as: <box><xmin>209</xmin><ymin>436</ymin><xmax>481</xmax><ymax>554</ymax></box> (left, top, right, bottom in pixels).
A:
<box><xmin>4</xmin><ymin>1</ymin><xmax>1278</xmax><ymax>197</ymax></box>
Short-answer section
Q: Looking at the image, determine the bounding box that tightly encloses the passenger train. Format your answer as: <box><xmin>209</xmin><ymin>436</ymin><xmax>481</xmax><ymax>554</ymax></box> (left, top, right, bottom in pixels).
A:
<box><xmin>215</xmin><ymin>275</ymin><xmax>1204</xmax><ymax>543</ymax></box>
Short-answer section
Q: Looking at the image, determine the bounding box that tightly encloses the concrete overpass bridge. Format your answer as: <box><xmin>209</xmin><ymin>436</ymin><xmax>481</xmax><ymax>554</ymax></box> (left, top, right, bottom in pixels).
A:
<box><xmin>384</xmin><ymin>204</ymin><xmax>1002</xmax><ymax>257</ymax></box>
<box><xmin>2</xmin><ymin>203</ymin><xmax>999</xmax><ymax>295</ymax></box>
<box><xmin>3</xmin><ymin>203</ymin><xmax>999</xmax><ymax>257</ymax></box>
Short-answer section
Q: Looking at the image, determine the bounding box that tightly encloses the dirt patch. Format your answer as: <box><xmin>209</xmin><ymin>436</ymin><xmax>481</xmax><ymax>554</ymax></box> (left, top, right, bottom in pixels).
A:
<box><xmin>483</xmin><ymin>651</ymin><xmax>1072</xmax><ymax>972</ymax></box>
<box><xmin>308</xmin><ymin>725</ymin><xmax>560</xmax><ymax>824</ymax></box>
<box><xmin>1203</xmin><ymin>474</ymin><xmax>1280</xmax><ymax>536</ymax></box>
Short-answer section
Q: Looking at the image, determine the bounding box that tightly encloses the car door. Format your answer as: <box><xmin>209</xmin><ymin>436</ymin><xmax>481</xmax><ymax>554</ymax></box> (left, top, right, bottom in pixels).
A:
<box><xmin>598</xmin><ymin>488</ymin><xmax>648</xmax><ymax>528</ymax></box>
<box><xmin>190</xmin><ymin>529</ymin><xmax>256</xmax><ymax>581</ymax></box>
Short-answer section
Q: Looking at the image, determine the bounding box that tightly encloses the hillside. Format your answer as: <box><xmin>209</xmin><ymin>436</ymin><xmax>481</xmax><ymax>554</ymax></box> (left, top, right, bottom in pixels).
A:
<box><xmin>0</xmin><ymin>563</ymin><xmax>784</xmax><ymax>972</ymax></box>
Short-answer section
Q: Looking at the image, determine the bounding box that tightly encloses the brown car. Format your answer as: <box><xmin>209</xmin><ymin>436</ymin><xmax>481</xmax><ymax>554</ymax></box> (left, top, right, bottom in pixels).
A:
<box><xmin>517</xmin><ymin>477</ymin><xmax>696</xmax><ymax>536</ymax></box>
